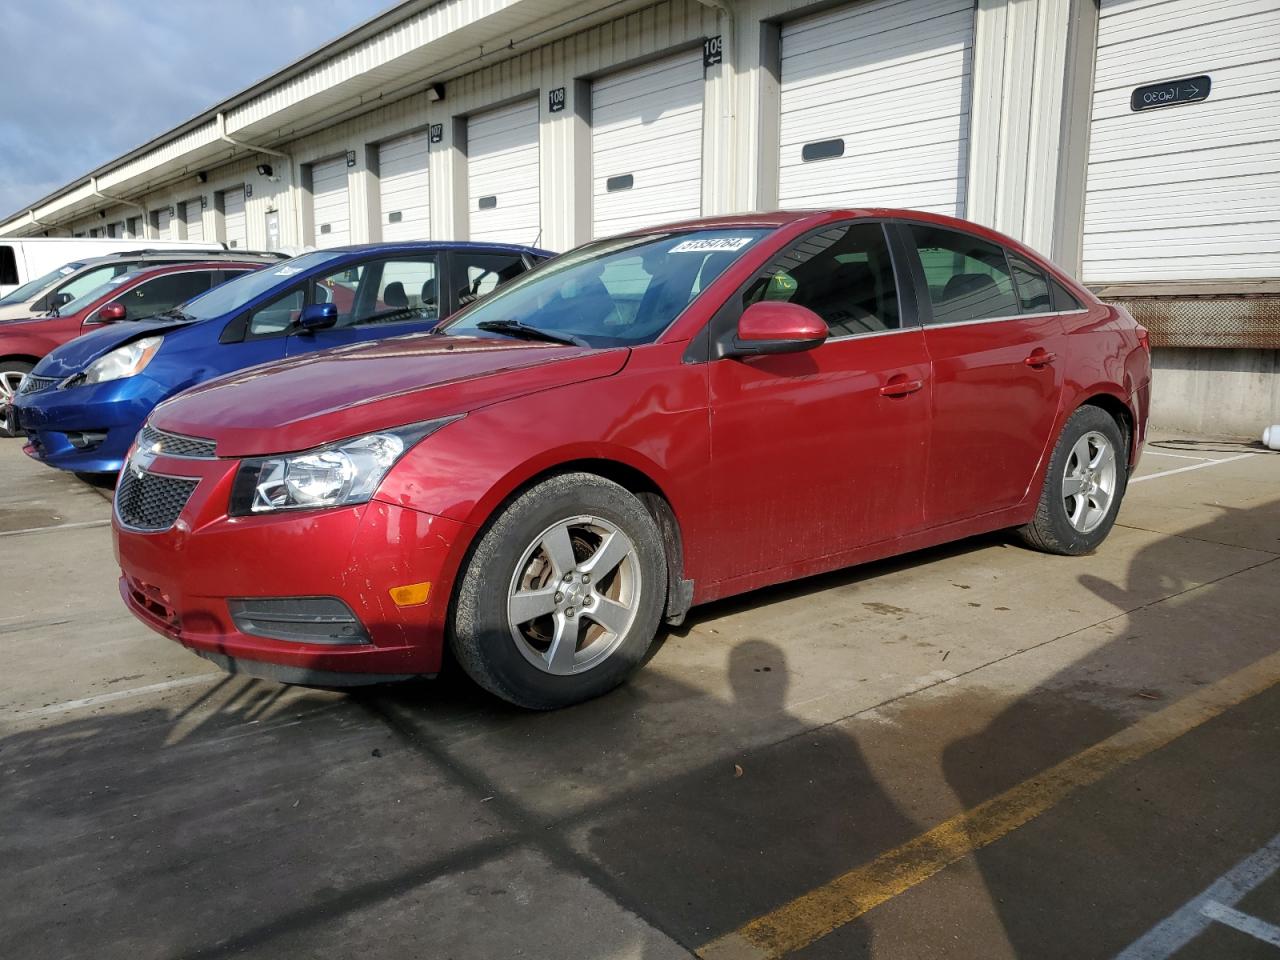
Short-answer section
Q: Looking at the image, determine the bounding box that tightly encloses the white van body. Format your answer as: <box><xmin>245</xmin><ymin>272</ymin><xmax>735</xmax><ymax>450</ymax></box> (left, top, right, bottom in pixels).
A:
<box><xmin>0</xmin><ymin>237</ymin><xmax>223</xmax><ymax>297</ymax></box>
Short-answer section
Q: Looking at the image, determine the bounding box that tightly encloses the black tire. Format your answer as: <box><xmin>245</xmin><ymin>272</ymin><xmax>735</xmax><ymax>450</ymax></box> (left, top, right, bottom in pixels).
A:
<box><xmin>1018</xmin><ymin>404</ymin><xmax>1128</xmax><ymax>556</ymax></box>
<box><xmin>451</xmin><ymin>472</ymin><xmax>668</xmax><ymax>709</ymax></box>
<box><xmin>0</xmin><ymin>360</ymin><xmax>34</xmax><ymax>439</ymax></box>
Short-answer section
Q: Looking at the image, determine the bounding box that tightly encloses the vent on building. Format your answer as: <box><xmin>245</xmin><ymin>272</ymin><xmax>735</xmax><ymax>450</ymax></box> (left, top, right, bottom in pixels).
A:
<box><xmin>388</xmin><ymin>211</ymin><xmax>403</xmax><ymax>223</ymax></box>
<box><xmin>478</xmin><ymin>196</ymin><xmax>497</xmax><ymax>210</ymax></box>
<box><xmin>606</xmin><ymin>174</ymin><xmax>634</xmax><ymax>192</ymax></box>
<box><xmin>801</xmin><ymin>139</ymin><xmax>845</xmax><ymax>163</ymax></box>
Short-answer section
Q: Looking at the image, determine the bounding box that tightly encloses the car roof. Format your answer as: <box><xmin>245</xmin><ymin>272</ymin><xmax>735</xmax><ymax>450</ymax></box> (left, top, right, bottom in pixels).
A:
<box><xmin>314</xmin><ymin>240</ymin><xmax>553</xmax><ymax>257</ymax></box>
<box><xmin>113</xmin><ymin>260</ymin><xmax>267</xmax><ymax>279</ymax></box>
<box><xmin>70</xmin><ymin>249</ymin><xmax>283</xmax><ymax>267</ymax></box>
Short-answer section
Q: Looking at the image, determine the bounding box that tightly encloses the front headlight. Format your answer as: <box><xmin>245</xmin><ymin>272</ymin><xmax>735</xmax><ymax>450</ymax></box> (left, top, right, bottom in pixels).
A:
<box><xmin>81</xmin><ymin>336</ymin><xmax>164</xmax><ymax>386</ymax></box>
<box><xmin>228</xmin><ymin>418</ymin><xmax>459</xmax><ymax>516</ymax></box>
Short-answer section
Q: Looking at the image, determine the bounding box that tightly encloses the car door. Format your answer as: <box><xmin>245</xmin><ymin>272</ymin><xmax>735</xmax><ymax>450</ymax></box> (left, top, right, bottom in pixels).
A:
<box><xmin>284</xmin><ymin>255</ymin><xmax>443</xmax><ymax>355</ymax></box>
<box><xmin>898</xmin><ymin>222</ymin><xmax>1067</xmax><ymax>527</ymax></box>
<box><xmin>704</xmin><ymin>220</ymin><xmax>931</xmax><ymax>583</ymax></box>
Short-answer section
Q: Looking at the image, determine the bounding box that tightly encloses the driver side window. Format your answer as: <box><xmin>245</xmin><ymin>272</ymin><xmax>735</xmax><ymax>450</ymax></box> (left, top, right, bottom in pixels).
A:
<box><xmin>247</xmin><ymin>288</ymin><xmax>305</xmax><ymax>337</ymax></box>
<box><xmin>743</xmin><ymin>222</ymin><xmax>900</xmax><ymax>337</ymax></box>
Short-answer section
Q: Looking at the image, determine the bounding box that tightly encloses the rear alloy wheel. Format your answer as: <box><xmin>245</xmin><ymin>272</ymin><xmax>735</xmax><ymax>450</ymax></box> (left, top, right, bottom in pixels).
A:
<box><xmin>1018</xmin><ymin>405</ymin><xmax>1128</xmax><ymax>555</ymax></box>
<box><xmin>451</xmin><ymin>473</ymin><xmax>667</xmax><ymax>709</ymax></box>
<box><xmin>0</xmin><ymin>361</ymin><xmax>34</xmax><ymax>439</ymax></box>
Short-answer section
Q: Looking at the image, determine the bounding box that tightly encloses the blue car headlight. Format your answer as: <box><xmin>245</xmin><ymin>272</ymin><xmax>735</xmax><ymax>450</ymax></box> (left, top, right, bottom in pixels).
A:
<box><xmin>81</xmin><ymin>336</ymin><xmax>164</xmax><ymax>386</ymax></box>
<box><xmin>227</xmin><ymin>418</ymin><xmax>458</xmax><ymax>516</ymax></box>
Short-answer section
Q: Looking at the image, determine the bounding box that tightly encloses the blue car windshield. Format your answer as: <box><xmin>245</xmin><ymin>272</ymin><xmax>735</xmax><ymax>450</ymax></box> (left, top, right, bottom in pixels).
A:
<box><xmin>174</xmin><ymin>251</ymin><xmax>346</xmax><ymax>321</ymax></box>
<box><xmin>440</xmin><ymin>228</ymin><xmax>771</xmax><ymax>347</ymax></box>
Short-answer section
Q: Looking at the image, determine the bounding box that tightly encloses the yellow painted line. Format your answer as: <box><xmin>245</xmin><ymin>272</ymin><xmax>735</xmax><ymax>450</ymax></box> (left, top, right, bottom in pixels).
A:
<box><xmin>697</xmin><ymin>648</ymin><xmax>1280</xmax><ymax>960</ymax></box>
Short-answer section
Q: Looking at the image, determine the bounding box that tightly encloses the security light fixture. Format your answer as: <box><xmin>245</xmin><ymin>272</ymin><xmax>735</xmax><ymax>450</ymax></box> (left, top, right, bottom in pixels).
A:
<box><xmin>427</xmin><ymin>82</ymin><xmax>445</xmax><ymax>102</ymax></box>
<box><xmin>256</xmin><ymin>163</ymin><xmax>274</xmax><ymax>178</ymax></box>
<box><xmin>196</xmin><ymin>171</ymin><xmax>208</xmax><ymax>183</ymax></box>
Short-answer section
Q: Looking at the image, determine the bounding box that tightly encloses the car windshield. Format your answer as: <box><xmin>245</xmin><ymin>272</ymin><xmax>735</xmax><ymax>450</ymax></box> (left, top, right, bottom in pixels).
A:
<box><xmin>441</xmin><ymin>228</ymin><xmax>772</xmax><ymax>347</ymax></box>
<box><xmin>57</xmin><ymin>271</ymin><xmax>140</xmax><ymax>315</ymax></box>
<box><xmin>174</xmin><ymin>251</ymin><xmax>346</xmax><ymax>321</ymax></box>
<box><xmin>0</xmin><ymin>263</ymin><xmax>83</xmax><ymax>305</ymax></box>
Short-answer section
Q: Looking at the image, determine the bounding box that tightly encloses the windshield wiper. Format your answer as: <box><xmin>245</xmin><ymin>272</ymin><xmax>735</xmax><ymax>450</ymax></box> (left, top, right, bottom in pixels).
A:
<box><xmin>475</xmin><ymin>319</ymin><xmax>589</xmax><ymax>348</ymax></box>
<box><xmin>155</xmin><ymin>308</ymin><xmax>194</xmax><ymax>322</ymax></box>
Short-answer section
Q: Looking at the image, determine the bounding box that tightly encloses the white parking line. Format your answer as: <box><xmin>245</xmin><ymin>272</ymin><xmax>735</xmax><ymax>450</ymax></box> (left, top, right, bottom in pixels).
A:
<box><xmin>9</xmin><ymin>673</ymin><xmax>219</xmax><ymax>721</ymax></box>
<box><xmin>1114</xmin><ymin>832</ymin><xmax>1280</xmax><ymax>958</ymax></box>
<box><xmin>1132</xmin><ymin>453</ymin><xmax>1257</xmax><ymax>484</ymax></box>
<box><xmin>1144</xmin><ymin>451</ymin><xmax>1213</xmax><ymax>461</ymax></box>
<box><xmin>0</xmin><ymin>518</ymin><xmax>111</xmax><ymax>538</ymax></box>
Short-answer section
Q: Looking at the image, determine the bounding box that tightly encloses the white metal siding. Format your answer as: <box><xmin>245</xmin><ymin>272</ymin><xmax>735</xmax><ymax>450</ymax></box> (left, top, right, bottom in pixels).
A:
<box><xmin>467</xmin><ymin>99</ymin><xmax>540</xmax><ymax>244</ymax></box>
<box><xmin>378</xmin><ymin>131</ymin><xmax>431</xmax><ymax>241</ymax></box>
<box><xmin>778</xmin><ymin>0</ymin><xmax>975</xmax><ymax>214</ymax></box>
<box><xmin>155</xmin><ymin>209</ymin><xmax>172</xmax><ymax>240</ymax></box>
<box><xmin>184</xmin><ymin>199</ymin><xmax>204</xmax><ymax>242</ymax></box>
<box><xmin>223</xmin><ymin>187</ymin><xmax>247</xmax><ymax>249</ymax></box>
<box><xmin>1083</xmin><ymin>0</ymin><xmax>1280</xmax><ymax>282</ymax></box>
<box><xmin>591</xmin><ymin>49</ymin><xmax>704</xmax><ymax>237</ymax></box>
<box><xmin>312</xmin><ymin>156</ymin><xmax>351</xmax><ymax>248</ymax></box>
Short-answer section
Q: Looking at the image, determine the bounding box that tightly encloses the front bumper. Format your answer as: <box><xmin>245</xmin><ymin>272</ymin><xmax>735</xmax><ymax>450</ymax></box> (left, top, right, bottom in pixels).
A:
<box><xmin>114</xmin><ymin>452</ymin><xmax>475</xmax><ymax>681</ymax></box>
<box><xmin>14</xmin><ymin>376</ymin><xmax>165</xmax><ymax>474</ymax></box>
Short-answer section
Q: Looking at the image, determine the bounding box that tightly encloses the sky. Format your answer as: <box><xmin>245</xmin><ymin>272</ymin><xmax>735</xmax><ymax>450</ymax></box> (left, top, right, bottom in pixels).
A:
<box><xmin>0</xmin><ymin>0</ymin><xmax>394</xmax><ymax>219</ymax></box>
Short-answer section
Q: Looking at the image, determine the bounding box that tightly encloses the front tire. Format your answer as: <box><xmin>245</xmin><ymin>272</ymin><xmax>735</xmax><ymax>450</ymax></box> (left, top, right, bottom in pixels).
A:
<box><xmin>451</xmin><ymin>472</ymin><xmax>668</xmax><ymax>709</ymax></box>
<box><xmin>1018</xmin><ymin>405</ymin><xmax>1128</xmax><ymax>555</ymax></box>
<box><xmin>0</xmin><ymin>361</ymin><xmax>34</xmax><ymax>439</ymax></box>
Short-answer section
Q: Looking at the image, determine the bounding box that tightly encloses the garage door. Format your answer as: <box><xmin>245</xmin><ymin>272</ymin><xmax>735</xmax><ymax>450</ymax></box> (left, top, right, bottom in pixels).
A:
<box><xmin>311</xmin><ymin>156</ymin><xmax>351</xmax><ymax>248</ymax></box>
<box><xmin>183</xmin><ymin>200</ymin><xmax>204</xmax><ymax>242</ymax></box>
<box><xmin>155</xmin><ymin>208</ymin><xmax>172</xmax><ymax>240</ymax></box>
<box><xmin>223</xmin><ymin>187</ymin><xmax>247</xmax><ymax>249</ymax></box>
<box><xmin>591</xmin><ymin>50</ymin><xmax>704</xmax><ymax>238</ymax></box>
<box><xmin>778</xmin><ymin>0</ymin><xmax>975</xmax><ymax>214</ymax></box>
<box><xmin>1082</xmin><ymin>0</ymin><xmax>1280</xmax><ymax>282</ymax></box>
<box><xmin>379</xmin><ymin>131</ymin><xmax>431</xmax><ymax>242</ymax></box>
<box><xmin>467</xmin><ymin>100</ymin><xmax>540</xmax><ymax>244</ymax></box>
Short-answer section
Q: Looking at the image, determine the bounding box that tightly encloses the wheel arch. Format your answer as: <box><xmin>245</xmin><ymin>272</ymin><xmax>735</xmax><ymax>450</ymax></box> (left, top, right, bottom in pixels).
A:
<box><xmin>1074</xmin><ymin>390</ymin><xmax>1137</xmax><ymax>466</ymax></box>
<box><xmin>0</xmin><ymin>354</ymin><xmax>43</xmax><ymax>368</ymax></box>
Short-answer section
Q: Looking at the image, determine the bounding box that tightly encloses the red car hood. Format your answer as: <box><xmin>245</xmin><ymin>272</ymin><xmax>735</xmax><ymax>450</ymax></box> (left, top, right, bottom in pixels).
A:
<box><xmin>151</xmin><ymin>334</ymin><xmax>630</xmax><ymax>457</ymax></box>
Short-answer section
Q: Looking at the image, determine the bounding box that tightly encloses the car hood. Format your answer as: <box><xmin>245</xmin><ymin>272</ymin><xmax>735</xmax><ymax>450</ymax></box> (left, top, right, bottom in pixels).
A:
<box><xmin>32</xmin><ymin>317</ymin><xmax>191</xmax><ymax>378</ymax></box>
<box><xmin>0</xmin><ymin>303</ymin><xmax>40</xmax><ymax>322</ymax></box>
<box><xmin>151</xmin><ymin>333</ymin><xmax>631</xmax><ymax>457</ymax></box>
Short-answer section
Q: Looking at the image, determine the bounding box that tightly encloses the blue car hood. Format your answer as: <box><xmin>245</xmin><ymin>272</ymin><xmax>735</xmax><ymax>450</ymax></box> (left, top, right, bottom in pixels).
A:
<box><xmin>33</xmin><ymin>318</ymin><xmax>192</xmax><ymax>379</ymax></box>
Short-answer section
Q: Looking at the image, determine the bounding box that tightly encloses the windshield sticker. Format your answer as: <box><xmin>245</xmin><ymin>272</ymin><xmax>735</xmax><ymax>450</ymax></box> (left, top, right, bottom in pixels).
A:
<box><xmin>60</xmin><ymin>266</ymin><xmax>75</xmax><ymax>275</ymax></box>
<box><xmin>273</xmin><ymin>265</ymin><xmax>304</xmax><ymax>277</ymax></box>
<box><xmin>670</xmin><ymin>236</ymin><xmax>755</xmax><ymax>253</ymax></box>
<box><xmin>109</xmin><ymin>275</ymin><xmax>132</xmax><ymax>285</ymax></box>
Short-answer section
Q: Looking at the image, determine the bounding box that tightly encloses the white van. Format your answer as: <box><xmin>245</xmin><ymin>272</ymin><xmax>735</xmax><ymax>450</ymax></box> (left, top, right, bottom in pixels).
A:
<box><xmin>0</xmin><ymin>237</ymin><xmax>223</xmax><ymax>298</ymax></box>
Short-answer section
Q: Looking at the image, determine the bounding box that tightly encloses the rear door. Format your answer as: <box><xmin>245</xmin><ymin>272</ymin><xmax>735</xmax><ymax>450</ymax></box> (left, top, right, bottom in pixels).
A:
<box><xmin>900</xmin><ymin>222</ymin><xmax>1067</xmax><ymax>526</ymax></box>
<box><xmin>704</xmin><ymin>220</ymin><xmax>931</xmax><ymax>584</ymax></box>
<box><xmin>283</xmin><ymin>255</ymin><xmax>442</xmax><ymax>355</ymax></box>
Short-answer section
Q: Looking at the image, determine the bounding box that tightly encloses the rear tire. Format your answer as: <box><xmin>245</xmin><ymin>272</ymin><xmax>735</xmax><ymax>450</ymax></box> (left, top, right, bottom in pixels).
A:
<box><xmin>0</xmin><ymin>360</ymin><xmax>34</xmax><ymax>439</ymax></box>
<box><xmin>451</xmin><ymin>472</ymin><xmax>668</xmax><ymax>709</ymax></box>
<box><xmin>1018</xmin><ymin>405</ymin><xmax>1128</xmax><ymax>556</ymax></box>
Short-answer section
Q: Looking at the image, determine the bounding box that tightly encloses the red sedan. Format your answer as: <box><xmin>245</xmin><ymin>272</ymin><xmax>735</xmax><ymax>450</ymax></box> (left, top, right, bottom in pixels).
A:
<box><xmin>114</xmin><ymin>210</ymin><xmax>1150</xmax><ymax>709</ymax></box>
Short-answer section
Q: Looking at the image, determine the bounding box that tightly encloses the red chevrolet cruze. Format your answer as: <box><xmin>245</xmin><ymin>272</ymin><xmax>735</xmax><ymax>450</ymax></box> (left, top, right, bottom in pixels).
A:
<box><xmin>114</xmin><ymin>210</ymin><xmax>1150</xmax><ymax>709</ymax></box>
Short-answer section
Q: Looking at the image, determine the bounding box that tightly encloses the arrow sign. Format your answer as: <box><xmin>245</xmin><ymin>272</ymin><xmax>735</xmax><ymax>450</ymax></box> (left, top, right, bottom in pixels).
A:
<box><xmin>1131</xmin><ymin>75</ymin><xmax>1212</xmax><ymax>112</ymax></box>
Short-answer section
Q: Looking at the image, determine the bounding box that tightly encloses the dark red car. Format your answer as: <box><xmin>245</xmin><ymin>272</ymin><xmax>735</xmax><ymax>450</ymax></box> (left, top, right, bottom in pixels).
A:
<box><xmin>0</xmin><ymin>260</ymin><xmax>267</xmax><ymax>434</ymax></box>
<box><xmin>114</xmin><ymin>210</ymin><xmax>1151</xmax><ymax>709</ymax></box>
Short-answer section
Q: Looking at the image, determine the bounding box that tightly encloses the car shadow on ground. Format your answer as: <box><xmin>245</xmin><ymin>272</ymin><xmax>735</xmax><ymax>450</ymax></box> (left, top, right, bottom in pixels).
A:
<box><xmin>3</xmin><ymin>498</ymin><xmax>1278</xmax><ymax>959</ymax></box>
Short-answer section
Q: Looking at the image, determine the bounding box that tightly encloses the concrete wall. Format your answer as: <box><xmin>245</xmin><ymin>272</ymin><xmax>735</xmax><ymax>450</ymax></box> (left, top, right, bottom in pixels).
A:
<box><xmin>1151</xmin><ymin>348</ymin><xmax>1280</xmax><ymax>437</ymax></box>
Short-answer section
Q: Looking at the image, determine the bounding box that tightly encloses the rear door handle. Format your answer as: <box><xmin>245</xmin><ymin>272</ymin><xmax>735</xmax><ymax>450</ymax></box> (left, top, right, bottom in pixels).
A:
<box><xmin>879</xmin><ymin>377</ymin><xmax>925</xmax><ymax>398</ymax></box>
<box><xmin>1024</xmin><ymin>350</ymin><xmax>1057</xmax><ymax>367</ymax></box>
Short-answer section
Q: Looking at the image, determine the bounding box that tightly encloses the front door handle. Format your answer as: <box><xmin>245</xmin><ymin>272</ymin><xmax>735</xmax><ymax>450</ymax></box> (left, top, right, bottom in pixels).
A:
<box><xmin>1024</xmin><ymin>350</ymin><xmax>1057</xmax><ymax>368</ymax></box>
<box><xmin>879</xmin><ymin>376</ymin><xmax>925</xmax><ymax>398</ymax></box>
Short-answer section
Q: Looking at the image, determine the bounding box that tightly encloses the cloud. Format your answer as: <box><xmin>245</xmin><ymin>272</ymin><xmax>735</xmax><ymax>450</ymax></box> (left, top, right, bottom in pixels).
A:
<box><xmin>0</xmin><ymin>0</ymin><xmax>392</xmax><ymax>219</ymax></box>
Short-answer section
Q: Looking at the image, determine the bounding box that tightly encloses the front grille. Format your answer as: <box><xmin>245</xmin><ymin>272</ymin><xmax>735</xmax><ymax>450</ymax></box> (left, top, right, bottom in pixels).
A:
<box><xmin>137</xmin><ymin>424</ymin><xmax>217</xmax><ymax>459</ymax></box>
<box><xmin>17</xmin><ymin>375</ymin><xmax>58</xmax><ymax>396</ymax></box>
<box><xmin>115</xmin><ymin>469</ymin><xmax>198</xmax><ymax>531</ymax></box>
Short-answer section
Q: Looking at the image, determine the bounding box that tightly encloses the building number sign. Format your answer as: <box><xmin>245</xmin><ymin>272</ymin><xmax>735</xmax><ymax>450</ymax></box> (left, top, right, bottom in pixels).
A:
<box><xmin>1131</xmin><ymin>75</ymin><xmax>1211</xmax><ymax>112</ymax></box>
<box><xmin>703</xmin><ymin>35</ymin><xmax>723</xmax><ymax>68</ymax></box>
<box><xmin>548</xmin><ymin>87</ymin><xmax>566</xmax><ymax>113</ymax></box>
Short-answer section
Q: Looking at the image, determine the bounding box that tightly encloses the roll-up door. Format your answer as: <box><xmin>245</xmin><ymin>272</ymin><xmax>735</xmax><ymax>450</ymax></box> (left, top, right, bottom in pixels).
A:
<box><xmin>155</xmin><ymin>209</ymin><xmax>172</xmax><ymax>240</ymax></box>
<box><xmin>311</xmin><ymin>156</ymin><xmax>351</xmax><ymax>248</ymax></box>
<box><xmin>1083</xmin><ymin>0</ymin><xmax>1280</xmax><ymax>282</ymax></box>
<box><xmin>223</xmin><ymin>187</ymin><xmax>247</xmax><ymax>249</ymax></box>
<box><xmin>183</xmin><ymin>199</ymin><xmax>204</xmax><ymax>242</ymax></box>
<box><xmin>467</xmin><ymin>100</ymin><xmax>540</xmax><ymax>244</ymax></box>
<box><xmin>591</xmin><ymin>49</ymin><xmax>704</xmax><ymax>237</ymax></box>
<box><xmin>778</xmin><ymin>0</ymin><xmax>975</xmax><ymax>214</ymax></box>
<box><xmin>379</xmin><ymin>131</ymin><xmax>431</xmax><ymax>242</ymax></box>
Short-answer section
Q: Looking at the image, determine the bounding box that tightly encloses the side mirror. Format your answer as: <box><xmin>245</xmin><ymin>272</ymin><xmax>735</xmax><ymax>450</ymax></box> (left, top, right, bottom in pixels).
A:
<box><xmin>95</xmin><ymin>303</ymin><xmax>127</xmax><ymax>323</ymax></box>
<box><xmin>298</xmin><ymin>302</ymin><xmax>338</xmax><ymax>331</ymax></box>
<box><xmin>729</xmin><ymin>301</ymin><xmax>828</xmax><ymax>356</ymax></box>
<box><xmin>47</xmin><ymin>292</ymin><xmax>74</xmax><ymax>311</ymax></box>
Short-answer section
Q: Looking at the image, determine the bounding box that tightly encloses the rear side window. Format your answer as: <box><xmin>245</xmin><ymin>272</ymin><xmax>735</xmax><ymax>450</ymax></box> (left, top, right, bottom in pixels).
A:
<box><xmin>744</xmin><ymin>222</ymin><xmax>900</xmax><ymax>336</ymax></box>
<box><xmin>0</xmin><ymin>246</ymin><xmax>17</xmax><ymax>286</ymax></box>
<box><xmin>910</xmin><ymin>226</ymin><xmax>1019</xmax><ymax>325</ymax></box>
<box><xmin>1008</xmin><ymin>254</ymin><xmax>1052</xmax><ymax>313</ymax></box>
<box><xmin>114</xmin><ymin>272</ymin><xmax>214</xmax><ymax>320</ymax></box>
<box><xmin>451</xmin><ymin>252</ymin><xmax>528</xmax><ymax>306</ymax></box>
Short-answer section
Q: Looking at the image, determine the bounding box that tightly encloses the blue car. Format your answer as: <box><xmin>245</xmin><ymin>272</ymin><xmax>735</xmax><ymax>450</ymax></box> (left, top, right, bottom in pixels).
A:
<box><xmin>12</xmin><ymin>241</ymin><xmax>550</xmax><ymax>473</ymax></box>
